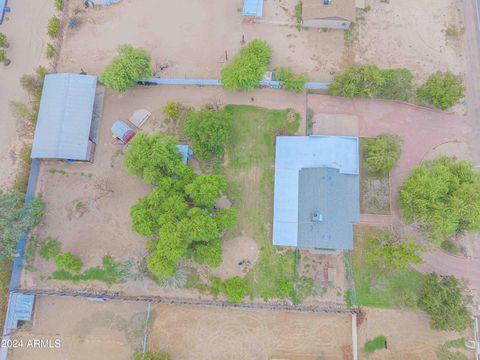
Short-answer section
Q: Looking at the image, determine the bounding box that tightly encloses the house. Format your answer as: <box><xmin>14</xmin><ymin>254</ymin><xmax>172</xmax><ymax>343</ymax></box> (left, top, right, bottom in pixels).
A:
<box><xmin>31</xmin><ymin>73</ymin><xmax>101</xmax><ymax>161</ymax></box>
<box><xmin>243</xmin><ymin>0</ymin><xmax>263</xmax><ymax>17</ymax></box>
<box><xmin>272</xmin><ymin>136</ymin><xmax>360</xmax><ymax>251</ymax></box>
<box><xmin>302</xmin><ymin>0</ymin><xmax>356</xmax><ymax>30</ymax></box>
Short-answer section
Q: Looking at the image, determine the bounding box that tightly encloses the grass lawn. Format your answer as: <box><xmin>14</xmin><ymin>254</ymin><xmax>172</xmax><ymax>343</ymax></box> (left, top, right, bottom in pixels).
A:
<box><xmin>222</xmin><ymin>105</ymin><xmax>300</xmax><ymax>300</ymax></box>
<box><xmin>364</xmin><ymin>335</ymin><xmax>386</xmax><ymax>353</ymax></box>
<box><xmin>351</xmin><ymin>225</ymin><xmax>424</xmax><ymax>308</ymax></box>
<box><xmin>0</xmin><ymin>261</ymin><xmax>11</xmax><ymax>331</ymax></box>
<box><xmin>359</xmin><ymin>138</ymin><xmax>391</xmax><ymax>215</ymax></box>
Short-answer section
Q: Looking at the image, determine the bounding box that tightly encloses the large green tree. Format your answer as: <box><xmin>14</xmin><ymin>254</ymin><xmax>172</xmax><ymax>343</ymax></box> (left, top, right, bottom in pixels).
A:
<box><xmin>418</xmin><ymin>273</ymin><xmax>471</xmax><ymax>331</ymax></box>
<box><xmin>367</xmin><ymin>233</ymin><xmax>424</xmax><ymax>270</ymax></box>
<box><xmin>0</xmin><ymin>192</ymin><xmax>44</xmax><ymax>259</ymax></box>
<box><xmin>123</xmin><ymin>133</ymin><xmax>186</xmax><ymax>185</ymax></box>
<box><xmin>185</xmin><ymin>175</ymin><xmax>227</xmax><ymax>208</ymax></box>
<box><xmin>364</xmin><ymin>134</ymin><xmax>402</xmax><ymax>176</ymax></box>
<box><xmin>417</xmin><ymin>72</ymin><xmax>464</xmax><ymax>110</ymax></box>
<box><xmin>399</xmin><ymin>156</ymin><xmax>480</xmax><ymax>242</ymax></box>
<box><xmin>184</xmin><ymin>107</ymin><xmax>233</xmax><ymax>159</ymax></box>
<box><xmin>221</xmin><ymin>39</ymin><xmax>272</xmax><ymax>91</ymax></box>
<box><xmin>100</xmin><ymin>45</ymin><xmax>153</xmax><ymax>92</ymax></box>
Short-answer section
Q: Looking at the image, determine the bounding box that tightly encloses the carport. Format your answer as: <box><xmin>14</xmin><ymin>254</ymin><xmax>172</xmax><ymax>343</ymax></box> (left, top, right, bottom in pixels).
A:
<box><xmin>31</xmin><ymin>73</ymin><xmax>99</xmax><ymax>161</ymax></box>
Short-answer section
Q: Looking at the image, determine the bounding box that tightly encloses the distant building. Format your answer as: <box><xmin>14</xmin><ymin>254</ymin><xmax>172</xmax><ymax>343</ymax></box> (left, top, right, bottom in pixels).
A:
<box><xmin>272</xmin><ymin>136</ymin><xmax>360</xmax><ymax>251</ymax></box>
<box><xmin>31</xmin><ymin>73</ymin><xmax>100</xmax><ymax>161</ymax></box>
<box><xmin>243</xmin><ymin>0</ymin><xmax>264</xmax><ymax>17</ymax></box>
<box><xmin>302</xmin><ymin>0</ymin><xmax>356</xmax><ymax>30</ymax></box>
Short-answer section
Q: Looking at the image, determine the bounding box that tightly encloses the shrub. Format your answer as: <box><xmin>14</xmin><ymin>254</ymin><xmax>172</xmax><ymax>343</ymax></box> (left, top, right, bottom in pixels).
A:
<box><xmin>183</xmin><ymin>107</ymin><xmax>233</xmax><ymax>159</ymax></box>
<box><xmin>328</xmin><ymin>65</ymin><xmax>413</xmax><ymax>101</ymax></box>
<box><xmin>221</xmin><ymin>276</ymin><xmax>248</xmax><ymax>303</ymax></box>
<box><xmin>46</xmin><ymin>43</ymin><xmax>55</xmax><ymax>59</ymax></box>
<box><xmin>210</xmin><ymin>277</ymin><xmax>222</xmax><ymax>297</ymax></box>
<box><xmin>221</xmin><ymin>39</ymin><xmax>272</xmax><ymax>91</ymax></box>
<box><xmin>47</xmin><ymin>16</ymin><xmax>60</xmax><ymax>38</ymax></box>
<box><xmin>163</xmin><ymin>101</ymin><xmax>182</xmax><ymax>121</ymax></box>
<box><xmin>367</xmin><ymin>233</ymin><xmax>424</xmax><ymax>270</ymax></box>
<box><xmin>54</xmin><ymin>252</ymin><xmax>82</xmax><ymax>273</ymax></box>
<box><xmin>283</xmin><ymin>73</ymin><xmax>308</xmax><ymax>93</ymax></box>
<box><xmin>0</xmin><ymin>32</ymin><xmax>8</xmax><ymax>48</ymax></box>
<box><xmin>418</xmin><ymin>273</ymin><xmax>471</xmax><ymax>331</ymax></box>
<box><xmin>364</xmin><ymin>134</ymin><xmax>402</xmax><ymax>176</ymax></box>
<box><xmin>133</xmin><ymin>352</ymin><xmax>171</xmax><ymax>360</ymax></box>
<box><xmin>100</xmin><ymin>44</ymin><xmax>153</xmax><ymax>92</ymax></box>
<box><xmin>55</xmin><ymin>0</ymin><xmax>64</xmax><ymax>11</ymax></box>
<box><xmin>364</xmin><ymin>335</ymin><xmax>386</xmax><ymax>353</ymax></box>
<box><xmin>9</xmin><ymin>101</ymin><xmax>37</xmax><ymax>124</ymax></box>
<box><xmin>441</xmin><ymin>240</ymin><xmax>460</xmax><ymax>254</ymax></box>
<box><xmin>39</xmin><ymin>237</ymin><xmax>61</xmax><ymax>260</ymax></box>
<box><xmin>399</xmin><ymin>156</ymin><xmax>480</xmax><ymax>242</ymax></box>
<box><xmin>417</xmin><ymin>71</ymin><xmax>464</xmax><ymax>110</ymax></box>
<box><xmin>294</xmin><ymin>1</ymin><xmax>303</xmax><ymax>25</ymax></box>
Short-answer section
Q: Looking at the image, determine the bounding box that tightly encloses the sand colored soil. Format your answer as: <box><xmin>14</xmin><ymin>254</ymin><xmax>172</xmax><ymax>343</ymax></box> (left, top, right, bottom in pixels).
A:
<box><xmin>8</xmin><ymin>296</ymin><xmax>147</xmax><ymax>360</ymax></box>
<box><xmin>149</xmin><ymin>304</ymin><xmax>352</xmax><ymax>360</ymax></box>
<box><xmin>358</xmin><ymin>308</ymin><xmax>474</xmax><ymax>360</ymax></box>
<box><xmin>354</xmin><ymin>0</ymin><xmax>465</xmax><ymax>83</ymax></box>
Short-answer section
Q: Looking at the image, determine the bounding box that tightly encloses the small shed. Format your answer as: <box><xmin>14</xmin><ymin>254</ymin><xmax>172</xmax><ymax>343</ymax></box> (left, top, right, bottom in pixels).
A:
<box><xmin>177</xmin><ymin>144</ymin><xmax>193</xmax><ymax>164</ymax></box>
<box><xmin>243</xmin><ymin>0</ymin><xmax>263</xmax><ymax>17</ymax></box>
<box><xmin>302</xmin><ymin>0</ymin><xmax>355</xmax><ymax>29</ymax></box>
<box><xmin>128</xmin><ymin>109</ymin><xmax>151</xmax><ymax>128</ymax></box>
<box><xmin>31</xmin><ymin>73</ymin><xmax>98</xmax><ymax>161</ymax></box>
<box><xmin>112</xmin><ymin>121</ymin><xmax>136</xmax><ymax>144</ymax></box>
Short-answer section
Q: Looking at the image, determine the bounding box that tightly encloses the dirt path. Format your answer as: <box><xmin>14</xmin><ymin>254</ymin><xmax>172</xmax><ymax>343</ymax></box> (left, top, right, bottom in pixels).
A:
<box><xmin>0</xmin><ymin>0</ymin><xmax>54</xmax><ymax>189</ymax></box>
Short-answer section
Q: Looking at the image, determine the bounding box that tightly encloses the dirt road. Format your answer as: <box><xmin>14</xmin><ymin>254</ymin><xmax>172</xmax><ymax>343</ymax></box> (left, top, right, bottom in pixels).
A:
<box><xmin>0</xmin><ymin>0</ymin><xmax>53</xmax><ymax>189</ymax></box>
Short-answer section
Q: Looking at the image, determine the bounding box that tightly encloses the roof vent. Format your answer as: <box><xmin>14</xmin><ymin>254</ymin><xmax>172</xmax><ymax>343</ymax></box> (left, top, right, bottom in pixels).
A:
<box><xmin>312</xmin><ymin>212</ymin><xmax>323</xmax><ymax>222</ymax></box>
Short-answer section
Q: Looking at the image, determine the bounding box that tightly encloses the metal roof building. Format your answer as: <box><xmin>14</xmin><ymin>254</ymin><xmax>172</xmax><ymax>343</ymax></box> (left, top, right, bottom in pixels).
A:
<box><xmin>243</xmin><ymin>0</ymin><xmax>263</xmax><ymax>17</ymax></box>
<box><xmin>31</xmin><ymin>73</ymin><xmax>98</xmax><ymax>161</ymax></box>
<box><xmin>273</xmin><ymin>136</ymin><xmax>359</xmax><ymax>250</ymax></box>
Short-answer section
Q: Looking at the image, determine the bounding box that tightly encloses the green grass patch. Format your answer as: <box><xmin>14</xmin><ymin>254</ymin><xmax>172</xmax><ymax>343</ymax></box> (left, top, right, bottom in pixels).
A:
<box><xmin>38</xmin><ymin>237</ymin><xmax>61</xmax><ymax>260</ymax></box>
<box><xmin>364</xmin><ymin>335</ymin><xmax>386</xmax><ymax>353</ymax></box>
<box><xmin>0</xmin><ymin>261</ymin><xmax>11</xmax><ymax>331</ymax></box>
<box><xmin>441</xmin><ymin>240</ymin><xmax>460</xmax><ymax>254</ymax></box>
<box><xmin>359</xmin><ymin>138</ymin><xmax>391</xmax><ymax>214</ymax></box>
<box><xmin>50</xmin><ymin>256</ymin><xmax>128</xmax><ymax>285</ymax></box>
<box><xmin>436</xmin><ymin>338</ymin><xmax>468</xmax><ymax>360</ymax></box>
<box><xmin>221</xmin><ymin>105</ymin><xmax>300</xmax><ymax>301</ymax></box>
<box><xmin>351</xmin><ymin>226</ymin><xmax>425</xmax><ymax>308</ymax></box>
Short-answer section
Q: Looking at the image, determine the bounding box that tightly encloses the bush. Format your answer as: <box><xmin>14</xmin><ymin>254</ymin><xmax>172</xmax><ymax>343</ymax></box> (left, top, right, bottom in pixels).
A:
<box><xmin>46</xmin><ymin>43</ymin><xmax>55</xmax><ymax>59</ymax></box>
<box><xmin>133</xmin><ymin>352</ymin><xmax>171</xmax><ymax>360</ymax></box>
<box><xmin>441</xmin><ymin>240</ymin><xmax>460</xmax><ymax>254</ymax></box>
<box><xmin>39</xmin><ymin>237</ymin><xmax>61</xmax><ymax>260</ymax></box>
<box><xmin>47</xmin><ymin>16</ymin><xmax>60</xmax><ymax>38</ymax></box>
<box><xmin>184</xmin><ymin>107</ymin><xmax>233</xmax><ymax>159</ymax></box>
<box><xmin>399</xmin><ymin>156</ymin><xmax>480</xmax><ymax>242</ymax></box>
<box><xmin>55</xmin><ymin>0</ymin><xmax>64</xmax><ymax>11</ymax></box>
<box><xmin>221</xmin><ymin>276</ymin><xmax>248</xmax><ymax>303</ymax></box>
<box><xmin>294</xmin><ymin>1</ymin><xmax>303</xmax><ymax>25</ymax></box>
<box><xmin>9</xmin><ymin>101</ymin><xmax>37</xmax><ymax>124</ymax></box>
<box><xmin>163</xmin><ymin>101</ymin><xmax>182</xmax><ymax>121</ymax></box>
<box><xmin>364</xmin><ymin>134</ymin><xmax>402</xmax><ymax>176</ymax></box>
<box><xmin>100</xmin><ymin>44</ymin><xmax>153</xmax><ymax>92</ymax></box>
<box><xmin>54</xmin><ymin>252</ymin><xmax>82</xmax><ymax>273</ymax></box>
<box><xmin>328</xmin><ymin>65</ymin><xmax>413</xmax><ymax>101</ymax></box>
<box><xmin>418</xmin><ymin>273</ymin><xmax>471</xmax><ymax>331</ymax></box>
<box><xmin>417</xmin><ymin>71</ymin><xmax>464</xmax><ymax>110</ymax></box>
<box><xmin>0</xmin><ymin>32</ymin><xmax>8</xmax><ymax>48</ymax></box>
<box><xmin>210</xmin><ymin>276</ymin><xmax>222</xmax><ymax>297</ymax></box>
<box><xmin>274</xmin><ymin>66</ymin><xmax>307</xmax><ymax>93</ymax></box>
<box><xmin>364</xmin><ymin>335</ymin><xmax>386</xmax><ymax>353</ymax></box>
<box><xmin>367</xmin><ymin>233</ymin><xmax>424</xmax><ymax>270</ymax></box>
<box><xmin>221</xmin><ymin>39</ymin><xmax>272</xmax><ymax>91</ymax></box>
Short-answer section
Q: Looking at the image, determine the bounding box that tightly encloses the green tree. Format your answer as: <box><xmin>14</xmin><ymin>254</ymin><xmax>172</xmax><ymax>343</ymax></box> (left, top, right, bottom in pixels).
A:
<box><xmin>163</xmin><ymin>101</ymin><xmax>182</xmax><ymax>121</ymax></box>
<box><xmin>133</xmin><ymin>351</ymin><xmax>171</xmax><ymax>360</ymax></box>
<box><xmin>221</xmin><ymin>276</ymin><xmax>249</xmax><ymax>303</ymax></box>
<box><xmin>185</xmin><ymin>175</ymin><xmax>227</xmax><ymax>208</ymax></box>
<box><xmin>54</xmin><ymin>252</ymin><xmax>82</xmax><ymax>273</ymax></box>
<box><xmin>364</xmin><ymin>134</ymin><xmax>402</xmax><ymax>176</ymax></box>
<box><xmin>418</xmin><ymin>273</ymin><xmax>471</xmax><ymax>331</ymax></box>
<box><xmin>184</xmin><ymin>107</ymin><xmax>232</xmax><ymax>159</ymax></box>
<box><xmin>100</xmin><ymin>44</ymin><xmax>153</xmax><ymax>92</ymax></box>
<box><xmin>283</xmin><ymin>73</ymin><xmax>308</xmax><ymax>93</ymax></box>
<box><xmin>124</xmin><ymin>133</ymin><xmax>185</xmax><ymax>184</ymax></box>
<box><xmin>417</xmin><ymin>72</ymin><xmax>464</xmax><ymax>110</ymax></box>
<box><xmin>399</xmin><ymin>156</ymin><xmax>480</xmax><ymax>242</ymax></box>
<box><xmin>47</xmin><ymin>16</ymin><xmax>60</xmax><ymax>38</ymax></box>
<box><xmin>367</xmin><ymin>233</ymin><xmax>424</xmax><ymax>270</ymax></box>
<box><xmin>0</xmin><ymin>193</ymin><xmax>44</xmax><ymax>259</ymax></box>
<box><xmin>221</xmin><ymin>39</ymin><xmax>272</xmax><ymax>91</ymax></box>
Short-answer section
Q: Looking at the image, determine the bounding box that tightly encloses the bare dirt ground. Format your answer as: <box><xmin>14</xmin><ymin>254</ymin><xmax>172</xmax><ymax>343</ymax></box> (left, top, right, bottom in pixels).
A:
<box><xmin>0</xmin><ymin>0</ymin><xmax>54</xmax><ymax>189</ymax></box>
<box><xmin>358</xmin><ymin>308</ymin><xmax>474</xmax><ymax>360</ymax></box>
<box><xmin>354</xmin><ymin>0</ymin><xmax>465</xmax><ymax>83</ymax></box>
<box><xmin>22</xmin><ymin>86</ymin><xmax>306</xmax><ymax>294</ymax></box>
<box><xmin>59</xmin><ymin>0</ymin><xmax>345</xmax><ymax>81</ymax></box>
<box><xmin>149</xmin><ymin>304</ymin><xmax>352</xmax><ymax>360</ymax></box>
<box><xmin>8</xmin><ymin>296</ymin><xmax>147</xmax><ymax>360</ymax></box>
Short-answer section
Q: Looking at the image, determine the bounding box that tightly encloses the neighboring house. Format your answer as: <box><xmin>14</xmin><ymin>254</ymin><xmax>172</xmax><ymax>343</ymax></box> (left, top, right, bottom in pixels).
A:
<box><xmin>243</xmin><ymin>0</ymin><xmax>264</xmax><ymax>17</ymax></box>
<box><xmin>302</xmin><ymin>0</ymin><xmax>356</xmax><ymax>29</ymax></box>
<box><xmin>31</xmin><ymin>73</ymin><xmax>101</xmax><ymax>162</ymax></box>
<box><xmin>272</xmin><ymin>136</ymin><xmax>360</xmax><ymax>251</ymax></box>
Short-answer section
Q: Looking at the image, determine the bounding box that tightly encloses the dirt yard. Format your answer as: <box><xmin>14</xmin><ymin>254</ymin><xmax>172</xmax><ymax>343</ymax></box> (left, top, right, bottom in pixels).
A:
<box><xmin>354</xmin><ymin>0</ymin><xmax>465</xmax><ymax>83</ymax></box>
<box><xmin>58</xmin><ymin>0</ymin><xmax>345</xmax><ymax>81</ymax></box>
<box><xmin>358</xmin><ymin>308</ymin><xmax>475</xmax><ymax>360</ymax></box>
<box><xmin>149</xmin><ymin>304</ymin><xmax>353</xmax><ymax>360</ymax></box>
<box><xmin>8</xmin><ymin>296</ymin><xmax>147</xmax><ymax>360</ymax></box>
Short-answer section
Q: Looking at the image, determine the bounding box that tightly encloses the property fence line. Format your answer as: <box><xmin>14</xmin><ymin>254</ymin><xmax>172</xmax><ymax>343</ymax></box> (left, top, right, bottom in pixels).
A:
<box><xmin>12</xmin><ymin>288</ymin><xmax>359</xmax><ymax>315</ymax></box>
